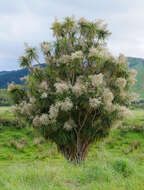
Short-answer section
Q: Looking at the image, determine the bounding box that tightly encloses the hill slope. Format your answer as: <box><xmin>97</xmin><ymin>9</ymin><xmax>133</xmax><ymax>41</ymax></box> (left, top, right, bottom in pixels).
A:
<box><xmin>127</xmin><ymin>57</ymin><xmax>144</xmax><ymax>98</ymax></box>
<box><xmin>0</xmin><ymin>58</ymin><xmax>144</xmax><ymax>97</ymax></box>
<box><xmin>0</xmin><ymin>68</ymin><xmax>29</xmax><ymax>88</ymax></box>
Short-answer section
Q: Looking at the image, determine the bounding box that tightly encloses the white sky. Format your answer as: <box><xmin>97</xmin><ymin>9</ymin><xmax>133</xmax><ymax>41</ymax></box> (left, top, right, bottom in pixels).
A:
<box><xmin>0</xmin><ymin>0</ymin><xmax>144</xmax><ymax>71</ymax></box>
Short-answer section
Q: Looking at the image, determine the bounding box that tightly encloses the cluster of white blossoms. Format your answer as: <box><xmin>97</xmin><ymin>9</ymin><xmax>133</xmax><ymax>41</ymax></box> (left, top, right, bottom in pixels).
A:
<box><xmin>88</xmin><ymin>47</ymin><xmax>111</xmax><ymax>60</ymax></box>
<box><xmin>78</xmin><ymin>17</ymin><xmax>88</xmax><ymax>24</ymax></box>
<box><xmin>41</xmin><ymin>92</ymin><xmax>47</xmax><ymax>99</ymax></box>
<box><xmin>89</xmin><ymin>73</ymin><xmax>103</xmax><ymax>87</ymax></box>
<box><xmin>103</xmin><ymin>88</ymin><xmax>114</xmax><ymax>111</ymax></box>
<box><xmin>71</xmin><ymin>51</ymin><xmax>83</xmax><ymax>60</ymax></box>
<box><xmin>32</xmin><ymin>97</ymin><xmax>73</xmax><ymax>127</ymax></box>
<box><xmin>33</xmin><ymin>115</ymin><xmax>41</xmax><ymax>127</ymax></box>
<box><xmin>72</xmin><ymin>81</ymin><xmax>86</xmax><ymax>97</ymax></box>
<box><xmin>21</xmin><ymin>102</ymin><xmax>34</xmax><ymax>116</ymax></box>
<box><xmin>115</xmin><ymin>78</ymin><xmax>127</xmax><ymax>89</ymax></box>
<box><xmin>128</xmin><ymin>92</ymin><xmax>138</xmax><ymax>102</ymax></box>
<box><xmin>63</xmin><ymin>118</ymin><xmax>76</xmax><ymax>131</ymax></box>
<box><xmin>54</xmin><ymin>82</ymin><xmax>69</xmax><ymax>94</ymax></box>
<box><xmin>119</xmin><ymin>92</ymin><xmax>127</xmax><ymax>100</ymax></box>
<box><xmin>20</xmin><ymin>76</ymin><xmax>28</xmax><ymax>81</ymax></box>
<box><xmin>99</xmin><ymin>48</ymin><xmax>111</xmax><ymax>59</ymax></box>
<box><xmin>59</xmin><ymin>55</ymin><xmax>71</xmax><ymax>64</ymax></box>
<box><xmin>128</xmin><ymin>69</ymin><xmax>137</xmax><ymax>85</ymax></box>
<box><xmin>40</xmin><ymin>81</ymin><xmax>49</xmax><ymax>90</ymax></box>
<box><xmin>8</xmin><ymin>83</ymin><xmax>16</xmax><ymax>91</ymax></box>
<box><xmin>89</xmin><ymin>98</ymin><xmax>102</xmax><ymax>108</ymax></box>
<box><xmin>130</xmin><ymin>69</ymin><xmax>137</xmax><ymax>77</ymax></box>
<box><xmin>49</xmin><ymin>104</ymin><xmax>59</xmax><ymax>121</ymax></box>
<box><xmin>117</xmin><ymin>54</ymin><xmax>126</xmax><ymax>64</ymax></box>
<box><xmin>29</xmin><ymin>97</ymin><xmax>36</xmax><ymax>104</ymax></box>
<box><xmin>118</xmin><ymin>106</ymin><xmax>134</xmax><ymax>119</ymax></box>
<box><xmin>60</xmin><ymin>97</ymin><xmax>73</xmax><ymax>112</ymax></box>
<box><xmin>11</xmin><ymin>105</ymin><xmax>21</xmax><ymax>114</ymax></box>
<box><xmin>88</xmin><ymin>47</ymin><xmax>99</xmax><ymax>58</ymax></box>
<box><xmin>39</xmin><ymin>114</ymin><xmax>50</xmax><ymax>125</ymax></box>
<box><xmin>41</xmin><ymin>42</ymin><xmax>51</xmax><ymax>55</ymax></box>
<box><xmin>33</xmin><ymin>114</ymin><xmax>50</xmax><ymax>127</ymax></box>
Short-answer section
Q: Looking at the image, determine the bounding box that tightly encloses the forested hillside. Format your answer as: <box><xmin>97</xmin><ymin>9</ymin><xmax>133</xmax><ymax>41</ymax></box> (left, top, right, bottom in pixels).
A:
<box><xmin>0</xmin><ymin>58</ymin><xmax>144</xmax><ymax>97</ymax></box>
<box><xmin>127</xmin><ymin>57</ymin><xmax>144</xmax><ymax>98</ymax></box>
<box><xmin>0</xmin><ymin>68</ymin><xmax>29</xmax><ymax>88</ymax></box>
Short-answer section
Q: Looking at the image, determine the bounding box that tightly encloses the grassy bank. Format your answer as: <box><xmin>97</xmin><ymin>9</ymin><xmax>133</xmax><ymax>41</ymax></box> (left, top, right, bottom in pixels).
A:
<box><xmin>0</xmin><ymin>107</ymin><xmax>144</xmax><ymax>190</ymax></box>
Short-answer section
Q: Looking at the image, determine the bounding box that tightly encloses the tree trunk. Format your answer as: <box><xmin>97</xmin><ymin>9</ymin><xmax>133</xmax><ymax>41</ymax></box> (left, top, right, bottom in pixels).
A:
<box><xmin>57</xmin><ymin>140</ymin><xmax>90</xmax><ymax>164</ymax></box>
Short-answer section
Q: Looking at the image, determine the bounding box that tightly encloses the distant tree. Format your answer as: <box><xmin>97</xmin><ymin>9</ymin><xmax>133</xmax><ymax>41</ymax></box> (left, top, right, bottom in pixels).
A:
<box><xmin>9</xmin><ymin>16</ymin><xmax>137</xmax><ymax>164</ymax></box>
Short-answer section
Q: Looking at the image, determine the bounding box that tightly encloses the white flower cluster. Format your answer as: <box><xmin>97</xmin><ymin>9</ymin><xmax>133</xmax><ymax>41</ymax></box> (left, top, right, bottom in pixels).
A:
<box><xmin>78</xmin><ymin>17</ymin><xmax>88</xmax><ymax>24</ymax></box>
<box><xmin>128</xmin><ymin>92</ymin><xmax>138</xmax><ymax>102</ymax></box>
<box><xmin>89</xmin><ymin>98</ymin><xmax>101</xmax><ymax>108</ymax></box>
<box><xmin>8</xmin><ymin>83</ymin><xmax>16</xmax><ymax>91</ymax></box>
<box><xmin>49</xmin><ymin>104</ymin><xmax>59</xmax><ymax>121</ymax></box>
<box><xmin>60</xmin><ymin>97</ymin><xmax>73</xmax><ymax>112</ymax></box>
<box><xmin>130</xmin><ymin>69</ymin><xmax>137</xmax><ymax>77</ymax></box>
<box><xmin>20</xmin><ymin>76</ymin><xmax>28</xmax><ymax>81</ymax></box>
<box><xmin>40</xmin><ymin>81</ymin><xmax>49</xmax><ymax>90</ymax></box>
<box><xmin>54</xmin><ymin>82</ymin><xmax>69</xmax><ymax>94</ymax></box>
<box><xmin>21</xmin><ymin>102</ymin><xmax>34</xmax><ymax>116</ymax></box>
<box><xmin>72</xmin><ymin>81</ymin><xmax>86</xmax><ymax>97</ymax></box>
<box><xmin>88</xmin><ymin>47</ymin><xmax>110</xmax><ymax>59</ymax></box>
<box><xmin>59</xmin><ymin>55</ymin><xmax>71</xmax><ymax>64</ymax></box>
<box><xmin>29</xmin><ymin>97</ymin><xmax>36</xmax><ymax>104</ymax></box>
<box><xmin>33</xmin><ymin>115</ymin><xmax>41</xmax><ymax>127</ymax></box>
<box><xmin>41</xmin><ymin>92</ymin><xmax>47</xmax><ymax>99</ymax></box>
<box><xmin>71</xmin><ymin>51</ymin><xmax>83</xmax><ymax>60</ymax></box>
<box><xmin>118</xmin><ymin>106</ymin><xmax>134</xmax><ymax>119</ymax></box>
<box><xmin>41</xmin><ymin>42</ymin><xmax>51</xmax><ymax>54</ymax></box>
<box><xmin>33</xmin><ymin>97</ymin><xmax>73</xmax><ymax>127</ymax></box>
<box><xmin>39</xmin><ymin>114</ymin><xmax>50</xmax><ymax>125</ymax></box>
<box><xmin>11</xmin><ymin>105</ymin><xmax>21</xmax><ymax>114</ymax></box>
<box><xmin>117</xmin><ymin>54</ymin><xmax>126</xmax><ymax>64</ymax></box>
<box><xmin>119</xmin><ymin>92</ymin><xmax>127</xmax><ymax>100</ymax></box>
<box><xmin>63</xmin><ymin>118</ymin><xmax>76</xmax><ymax>131</ymax></box>
<box><xmin>103</xmin><ymin>88</ymin><xmax>114</xmax><ymax>111</ymax></box>
<box><xmin>88</xmin><ymin>48</ymin><xmax>99</xmax><ymax>58</ymax></box>
<box><xmin>89</xmin><ymin>73</ymin><xmax>103</xmax><ymax>87</ymax></box>
<box><xmin>128</xmin><ymin>69</ymin><xmax>137</xmax><ymax>85</ymax></box>
<box><xmin>115</xmin><ymin>78</ymin><xmax>126</xmax><ymax>89</ymax></box>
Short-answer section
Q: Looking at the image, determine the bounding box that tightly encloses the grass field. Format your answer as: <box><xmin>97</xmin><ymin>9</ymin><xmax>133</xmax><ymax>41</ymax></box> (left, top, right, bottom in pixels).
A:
<box><xmin>0</xmin><ymin>107</ymin><xmax>144</xmax><ymax>190</ymax></box>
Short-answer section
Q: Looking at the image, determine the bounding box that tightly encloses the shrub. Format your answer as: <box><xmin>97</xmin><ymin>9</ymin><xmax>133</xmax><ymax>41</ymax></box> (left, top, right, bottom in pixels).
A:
<box><xmin>112</xmin><ymin>159</ymin><xmax>133</xmax><ymax>177</ymax></box>
<box><xmin>9</xmin><ymin>16</ymin><xmax>137</xmax><ymax>164</ymax></box>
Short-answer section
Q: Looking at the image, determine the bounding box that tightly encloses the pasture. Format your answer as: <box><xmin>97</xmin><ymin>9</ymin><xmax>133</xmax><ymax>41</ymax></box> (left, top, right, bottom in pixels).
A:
<box><xmin>0</xmin><ymin>107</ymin><xmax>144</xmax><ymax>190</ymax></box>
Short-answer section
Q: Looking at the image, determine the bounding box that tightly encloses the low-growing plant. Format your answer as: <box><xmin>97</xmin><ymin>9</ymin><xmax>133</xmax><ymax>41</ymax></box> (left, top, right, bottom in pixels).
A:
<box><xmin>9</xmin><ymin>16</ymin><xmax>137</xmax><ymax>164</ymax></box>
<box><xmin>112</xmin><ymin>159</ymin><xmax>133</xmax><ymax>177</ymax></box>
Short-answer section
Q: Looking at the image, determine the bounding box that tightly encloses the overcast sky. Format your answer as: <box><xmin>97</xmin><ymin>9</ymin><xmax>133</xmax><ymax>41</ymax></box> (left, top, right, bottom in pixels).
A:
<box><xmin>0</xmin><ymin>0</ymin><xmax>144</xmax><ymax>71</ymax></box>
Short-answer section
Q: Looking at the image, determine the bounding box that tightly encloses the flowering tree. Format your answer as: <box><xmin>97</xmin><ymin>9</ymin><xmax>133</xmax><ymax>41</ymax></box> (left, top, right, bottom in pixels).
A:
<box><xmin>9</xmin><ymin>16</ymin><xmax>137</xmax><ymax>164</ymax></box>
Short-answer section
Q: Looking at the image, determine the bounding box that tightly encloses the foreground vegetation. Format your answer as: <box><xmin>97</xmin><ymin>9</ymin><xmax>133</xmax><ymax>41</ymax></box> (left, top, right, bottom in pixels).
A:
<box><xmin>0</xmin><ymin>106</ymin><xmax>144</xmax><ymax>189</ymax></box>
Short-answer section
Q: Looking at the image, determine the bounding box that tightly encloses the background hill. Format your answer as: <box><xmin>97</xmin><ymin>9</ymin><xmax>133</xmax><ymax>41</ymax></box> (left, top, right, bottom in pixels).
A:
<box><xmin>0</xmin><ymin>68</ymin><xmax>29</xmax><ymax>88</ymax></box>
<box><xmin>127</xmin><ymin>57</ymin><xmax>144</xmax><ymax>98</ymax></box>
<box><xmin>0</xmin><ymin>58</ymin><xmax>144</xmax><ymax>97</ymax></box>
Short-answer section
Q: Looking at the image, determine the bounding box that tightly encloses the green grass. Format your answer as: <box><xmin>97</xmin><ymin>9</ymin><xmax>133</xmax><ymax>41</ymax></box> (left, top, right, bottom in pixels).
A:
<box><xmin>1</xmin><ymin>107</ymin><xmax>144</xmax><ymax>190</ymax></box>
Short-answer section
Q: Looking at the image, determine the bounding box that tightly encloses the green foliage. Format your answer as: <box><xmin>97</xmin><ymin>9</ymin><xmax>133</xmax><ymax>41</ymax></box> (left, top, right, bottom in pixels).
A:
<box><xmin>112</xmin><ymin>159</ymin><xmax>133</xmax><ymax>177</ymax></box>
<box><xmin>0</xmin><ymin>89</ymin><xmax>11</xmax><ymax>106</ymax></box>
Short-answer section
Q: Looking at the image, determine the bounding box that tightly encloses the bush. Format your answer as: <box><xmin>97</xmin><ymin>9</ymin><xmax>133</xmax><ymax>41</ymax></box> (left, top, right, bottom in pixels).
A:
<box><xmin>112</xmin><ymin>159</ymin><xmax>133</xmax><ymax>177</ymax></box>
<box><xmin>9</xmin><ymin>16</ymin><xmax>137</xmax><ymax>164</ymax></box>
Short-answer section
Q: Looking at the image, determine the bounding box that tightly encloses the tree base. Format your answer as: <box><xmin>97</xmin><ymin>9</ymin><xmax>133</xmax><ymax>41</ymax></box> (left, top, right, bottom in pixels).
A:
<box><xmin>57</xmin><ymin>141</ymin><xmax>90</xmax><ymax>164</ymax></box>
